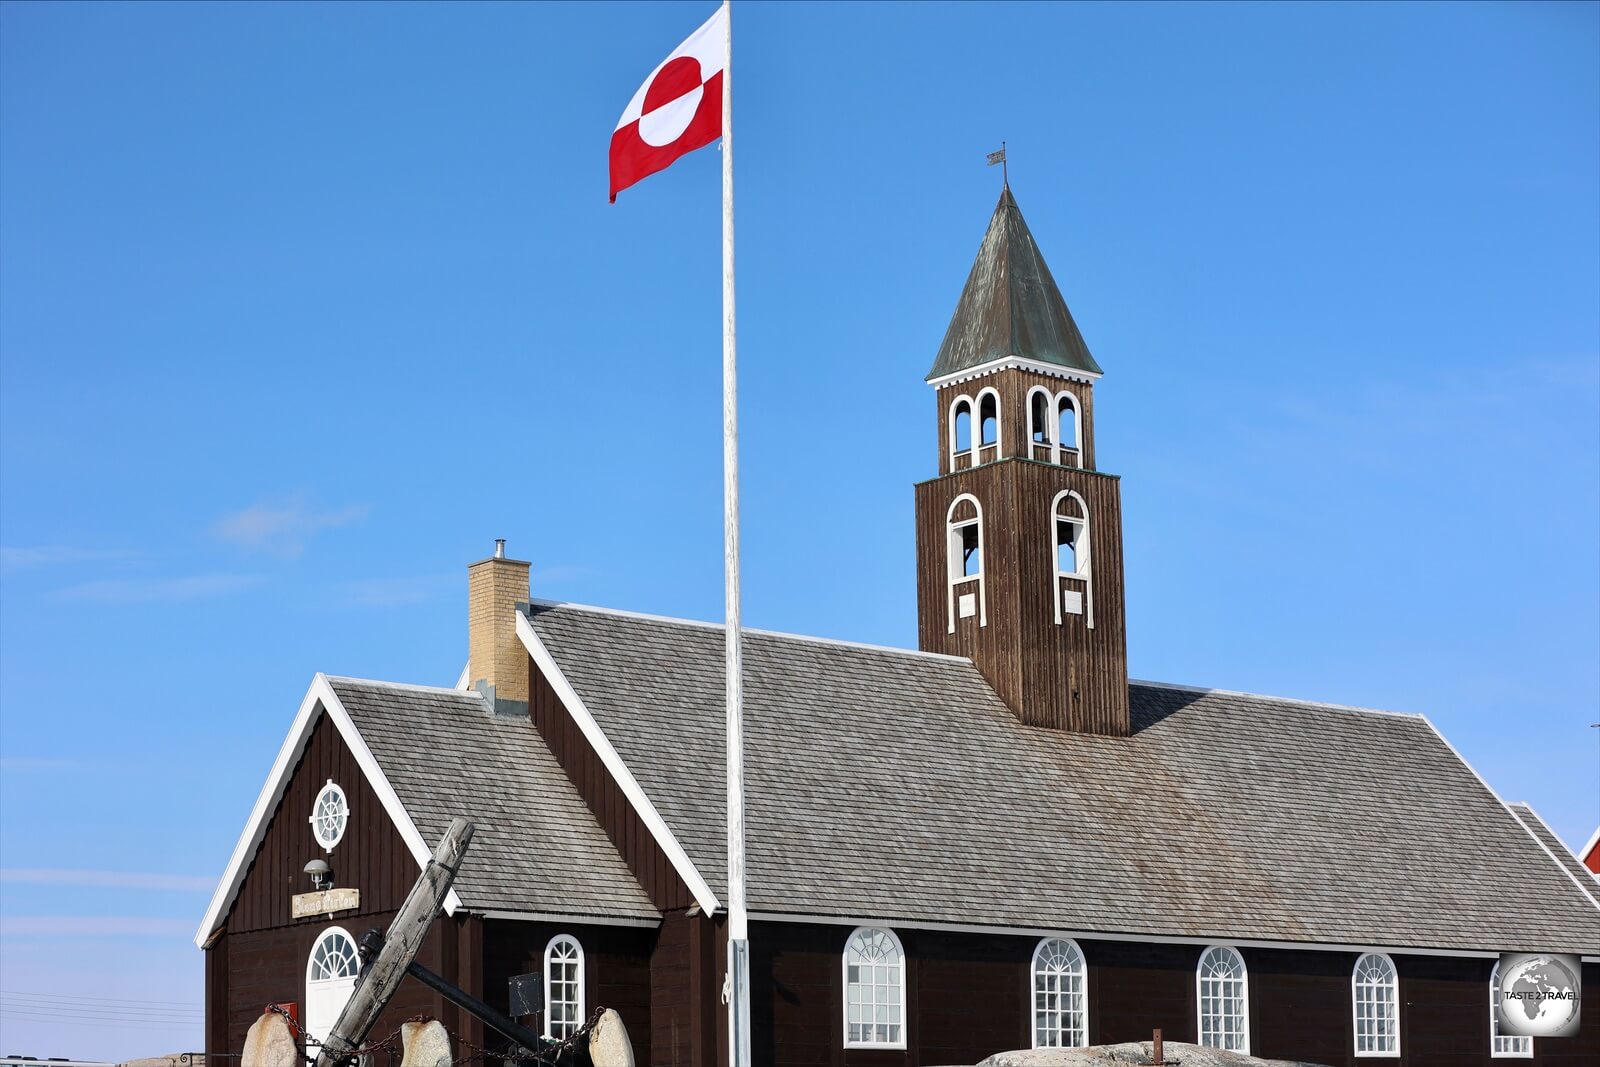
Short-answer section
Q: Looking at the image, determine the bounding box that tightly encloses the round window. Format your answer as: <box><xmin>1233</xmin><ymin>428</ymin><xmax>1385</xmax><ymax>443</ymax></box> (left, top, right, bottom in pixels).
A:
<box><xmin>310</xmin><ymin>781</ymin><xmax>348</xmax><ymax>850</ymax></box>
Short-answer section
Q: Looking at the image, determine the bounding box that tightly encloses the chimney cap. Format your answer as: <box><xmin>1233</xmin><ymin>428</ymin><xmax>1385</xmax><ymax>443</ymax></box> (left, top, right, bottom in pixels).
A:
<box><xmin>494</xmin><ymin>538</ymin><xmax>506</xmax><ymax>559</ymax></box>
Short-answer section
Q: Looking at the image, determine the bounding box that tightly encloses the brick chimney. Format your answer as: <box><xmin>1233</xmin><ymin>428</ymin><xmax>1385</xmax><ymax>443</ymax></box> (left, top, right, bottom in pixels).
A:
<box><xmin>468</xmin><ymin>538</ymin><xmax>531</xmax><ymax>718</ymax></box>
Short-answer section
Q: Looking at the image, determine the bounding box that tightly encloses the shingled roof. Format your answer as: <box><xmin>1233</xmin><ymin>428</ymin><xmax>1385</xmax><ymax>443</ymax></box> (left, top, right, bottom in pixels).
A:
<box><xmin>523</xmin><ymin>602</ymin><xmax>1600</xmax><ymax>955</ymax></box>
<box><xmin>926</xmin><ymin>184</ymin><xmax>1103</xmax><ymax>382</ymax></box>
<box><xmin>328</xmin><ymin>677</ymin><xmax>658</xmax><ymax>922</ymax></box>
<box><xmin>1508</xmin><ymin>801</ymin><xmax>1598</xmax><ymax>891</ymax></box>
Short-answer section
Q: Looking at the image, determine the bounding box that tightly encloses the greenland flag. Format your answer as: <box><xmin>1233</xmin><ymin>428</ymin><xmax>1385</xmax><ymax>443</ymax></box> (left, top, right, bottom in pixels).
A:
<box><xmin>609</xmin><ymin>6</ymin><xmax>727</xmax><ymax>202</ymax></box>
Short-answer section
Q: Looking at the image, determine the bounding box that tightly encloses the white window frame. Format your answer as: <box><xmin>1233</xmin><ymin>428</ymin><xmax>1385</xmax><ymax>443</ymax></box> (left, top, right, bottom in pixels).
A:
<box><xmin>1031</xmin><ymin>936</ymin><xmax>1088</xmax><ymax>1049</ymax></box>
<box><xmin>842</xmin><ymin>926</ymin><xmax>907</xmax><ymax>1050</ymax></box>
<box><xmin>543</xmin><ymin>933</ymin><xmax>585</xmax><ymax>1039</ymax></box>
<box><xmin>948</xmin><ymin>393</ymin><xmax>975</xmax><ymax>469</ymax></box>
<box><xmin>1027</xmin><ymin>386</ymin><xmax>1054</xmax><ymax>448</ymax></box>
<box><xmin>1490</xmin><ymin>959</ymin><xmax>1533</xmax><ymax>1058</ymax></box>
<box><xmin>975</xmin><ymin>386</ymin><xmax>1003</xmax><ymax>458</ymax></box>
<box><xmin>309</xmin><ymin>780</ymin><xmax>348</xmax><ymax>851</ymax></box>
<box><xmin>1352</xmin><ymin>951</ymin><xmax>1400</xmax><ymax>1057</ymax></box>
<box><xmin>1196</xmin><ymin>944</ymin><xmax>1250</xmax><ymax>1055</ymax></box>
<box><xmin>1055</xmin><ymin>389</ymin><xmax>1082</xmax><ymax>461</ymax></box>
<box><xmin>1049</xmin><ymin>490</ymin><xmax>1094</xmax><ymax>628</ymax></box>
<box><xmin>945</xmin><ymin>494</ymin><xmax>987</xmax><ymax>633</ymax></box>
<box><xmin>304</xmin><ymin>925</ymin><xmax>360</xmax><ymax>1045</ymax></box>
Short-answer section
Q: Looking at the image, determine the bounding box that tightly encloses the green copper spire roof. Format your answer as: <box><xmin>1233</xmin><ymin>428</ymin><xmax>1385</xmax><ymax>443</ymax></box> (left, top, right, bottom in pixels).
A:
<box><xmin>926</xmin><ymin>184</ymin><xmax>1102</xmax><ymax>381</ymax></box>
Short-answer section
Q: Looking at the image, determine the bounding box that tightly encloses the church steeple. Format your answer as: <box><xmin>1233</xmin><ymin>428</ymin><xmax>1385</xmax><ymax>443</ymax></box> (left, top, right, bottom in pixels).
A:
<box><xmin>914</xmin><ymin>185</ymin><xmax>1129</xmax><ymax>736</ymax></box>
<box><xmin>926</xmin><ymin>185</ymin><xmax>1102</xmax><ymax>382</ymax></box>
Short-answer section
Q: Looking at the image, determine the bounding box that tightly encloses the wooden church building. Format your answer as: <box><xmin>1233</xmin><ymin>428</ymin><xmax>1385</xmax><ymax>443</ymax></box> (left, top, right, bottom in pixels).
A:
<box><xmin>198</xmin><ymin>187</ymin><xmax>1600</xmax><ymax>1066</ymax></box>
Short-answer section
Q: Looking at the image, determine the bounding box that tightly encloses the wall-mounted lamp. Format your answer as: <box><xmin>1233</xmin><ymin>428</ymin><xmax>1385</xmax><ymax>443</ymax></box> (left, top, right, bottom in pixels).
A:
<box><xmin>303</xmin><ymin>858</ymin><xmax>333</xmax><ymax>892</ymax></box>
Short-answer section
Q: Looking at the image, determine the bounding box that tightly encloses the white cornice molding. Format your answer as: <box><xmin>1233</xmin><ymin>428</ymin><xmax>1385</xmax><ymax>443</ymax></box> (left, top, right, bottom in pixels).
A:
<box><xmin>516</xmin><ymin>611</ymin><xmax>723</xmax><ymax>917</ymax></box>
<box><xmin>193</xmin><ymin>673</ymin><xmax>463</xmax><ymax>948</ymax></box>
<box><xmin>928</xmin><ymin>356</ymin><xmax>1102</xmax><ymax>391</ymax></box>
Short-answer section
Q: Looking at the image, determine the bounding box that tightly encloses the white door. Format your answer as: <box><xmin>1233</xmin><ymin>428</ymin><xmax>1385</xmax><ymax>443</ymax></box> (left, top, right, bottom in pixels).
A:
<box><xmin>305</xmin><ymin>926</ymin><xmax>360</xmax><ymax>1046</ymax></box>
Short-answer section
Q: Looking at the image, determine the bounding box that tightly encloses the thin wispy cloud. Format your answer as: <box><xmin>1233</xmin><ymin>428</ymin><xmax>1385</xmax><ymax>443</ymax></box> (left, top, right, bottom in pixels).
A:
<box><xmin>0</xmin><ymin>869</ymin><xmax>213</xmax><ymax>892</ymax></box>
<box><xmin>211</xmin><ymin>494</ymin><xmax>368</xmax><ymax>558</ymax></box>
<box><xmin>0</xmin><ymin>757</ymin><xmax>81</xmax><ymax>772</ymax></box>
<box><xmin>0</xmin><ymin>916</ymin><xmax>195</xmax><ymax>937</ymax></box>
<box><xmin>0</xmin><ymin>546</ymin><xmax>140</xmax><ymax>574</ymax></box>
<box><xmin>332</xmin><ymin>575</ymin><xmax>450</xmax><ymax>608</ymax></box>
<box><xmin>49</xmin><ymin>573</ymin><xmax>265</xmax><ymax>604</ymax></box>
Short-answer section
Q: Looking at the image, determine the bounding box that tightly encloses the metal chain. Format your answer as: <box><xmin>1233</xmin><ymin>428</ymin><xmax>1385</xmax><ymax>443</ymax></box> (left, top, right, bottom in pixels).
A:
<box><xmin>207</xmin><ymin>1004</ymin><xmax>611</xmax><ymax>1066</ymax></box>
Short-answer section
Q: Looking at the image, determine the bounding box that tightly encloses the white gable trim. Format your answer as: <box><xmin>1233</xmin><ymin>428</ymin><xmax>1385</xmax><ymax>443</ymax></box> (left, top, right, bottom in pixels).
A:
<box><xmin>193</xmin><ymin>673</ymin><xmax>463</xmax><ymax>948</ymax></box>
<box><xmin>1512</xmin><ymin>802</ymin><xmax>1600</xmax><ymax>886</ymax></box>
<box><xmin>516</xmin><ymin>611</ymin><xmax>722</xmax><ymax>917</ymax></box>
<box><xmin>1582</xmin><ymin>825</ymin><xmax>1600</xmax><ymax>868</ymax></box>
<box><xmin>1418</xmin><ymin>715</ymin><xmax>1600</xmax><ymax>913</ymax></box>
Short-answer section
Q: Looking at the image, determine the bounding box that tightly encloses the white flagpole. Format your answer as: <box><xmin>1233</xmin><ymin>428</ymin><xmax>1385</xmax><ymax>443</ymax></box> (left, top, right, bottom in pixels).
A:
<box><xmin>720</xmin><ymin>3</ymin><xmax>752</xmax><ymax>1066</ymax></box>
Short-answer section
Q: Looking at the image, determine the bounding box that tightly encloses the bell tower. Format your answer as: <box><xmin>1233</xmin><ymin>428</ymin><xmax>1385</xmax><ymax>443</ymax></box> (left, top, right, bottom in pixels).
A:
<box><xmin>914</xmin><ymin>184</ymin><xmax>1129</xmax><ymax>735</ymax></box>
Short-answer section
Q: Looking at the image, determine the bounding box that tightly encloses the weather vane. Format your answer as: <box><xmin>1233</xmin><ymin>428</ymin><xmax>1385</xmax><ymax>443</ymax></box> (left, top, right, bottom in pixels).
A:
<box><xmin>987</xmin><ymin>141</ymin><xmax>1007</xmax><ymax>185</ymax></box>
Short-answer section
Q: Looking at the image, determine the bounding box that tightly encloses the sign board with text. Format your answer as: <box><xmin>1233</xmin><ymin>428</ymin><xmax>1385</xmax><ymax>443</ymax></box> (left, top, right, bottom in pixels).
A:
<box><xmin>292</xmin><ymin>887</ymin><xmax>360</xmax><ymax>920</ymax></box>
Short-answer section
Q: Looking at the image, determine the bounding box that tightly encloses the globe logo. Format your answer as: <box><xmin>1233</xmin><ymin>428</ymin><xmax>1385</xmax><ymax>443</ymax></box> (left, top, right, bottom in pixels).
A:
<box><xmin>1497</xmin><ymin>952</ymin><xmax>1582</xmax><ymax>1038</ymax></box>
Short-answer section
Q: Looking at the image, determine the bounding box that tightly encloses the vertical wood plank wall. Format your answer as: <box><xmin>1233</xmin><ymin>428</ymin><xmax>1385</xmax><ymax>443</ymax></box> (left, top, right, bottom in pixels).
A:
<box><xmin>480</xmin><ymin>918</ymin><xmax>654</xmax><ymax>1063</ymax></box>
<box><xmin>921</xmin><ymin>366</ymin><xmax>1128</xmax><ymax>734</ymax></box>
<box><xmin>745</xmin><ymin>922</ymin><xmax>1600</xmax><ymax>1067</ymax></box>
<box><xmin>529</xmin><ymin>662</ymin><xmax>696</xmax><ymax>911</ymax></box>
<box><xmin>915</xmin><ymin>460</ymin><xmax>1129</xmax><ymax>733</ymax></box>
<box><xmin>206</xmin><ymin>709</ymin><xmax>469</xmax><ymax>1053</ymax></box>
<box><xmin>934</xmin><ymin>369</ymin><xmax>1098</xmax><ymax>474</ymax></box>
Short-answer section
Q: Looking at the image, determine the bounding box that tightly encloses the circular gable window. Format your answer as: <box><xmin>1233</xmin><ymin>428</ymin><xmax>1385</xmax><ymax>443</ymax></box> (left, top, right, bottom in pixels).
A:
<box><xmin>310</xmin><ymin>781</ymin><xmax>348</xmax><ymax>850</ymax></box>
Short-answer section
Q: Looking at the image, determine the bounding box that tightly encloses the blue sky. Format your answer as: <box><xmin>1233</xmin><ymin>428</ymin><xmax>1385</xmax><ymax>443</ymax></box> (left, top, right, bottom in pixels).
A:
<box><xmin>2</xmin><ymin>0</ymin><xmax>1596</xmax><ymax>1057</ymax></box>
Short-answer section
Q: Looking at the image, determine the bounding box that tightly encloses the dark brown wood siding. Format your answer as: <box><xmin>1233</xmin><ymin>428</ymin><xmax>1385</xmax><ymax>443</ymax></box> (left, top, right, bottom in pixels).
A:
<box><xmin>915</xmin><ymin>458</ymin><xmax>1129</xmax><ymax>734</ymax></box>
<box><xmin>649</xmin><ymin>908</ymin><xmax>722</xmax><ymax>1067</ymax></box>
<box><xmin>935</xmin><ymin>369</ymin><xmax>1097</xmax><ymax>475</ymax></box>
<box><xmin>528</xmin><ymin>661</ymin><xmax>696</xmax><ymax>911</ymax></box>
<box><xmin>746</xmin><ymin>923</ymin><xmax>1599</xmax><ymax>1067</ymax></box>
<box><xmin>204</xmin><ymin>933</ymin><xmax>229</xmax><ymax>1056</ymax></box>
<box><xmin>220</xmin><ymin>909</ymin><xmax>455</xmax><ymax>1054</ymax></box>
<box><xmin>480</xmin><ymin>917</ymin><xmax>654</xmax><ymax>1062</ymax></box>
<box><xmin>219</xmin><ymin>711</ymin><xmax>420</xmax><ymax>936</ymax></box>
<box><xmin>208</xmin><ymin>707</ymin><xmax>477</xmax><ymax>1053</ymax></box>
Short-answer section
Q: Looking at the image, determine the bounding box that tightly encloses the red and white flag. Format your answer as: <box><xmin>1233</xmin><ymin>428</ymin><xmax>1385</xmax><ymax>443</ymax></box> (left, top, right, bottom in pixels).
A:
<box><xmin>609</xmin><ymin>6</ymin><xmax>727</xmax><ymax>202</ymax></box>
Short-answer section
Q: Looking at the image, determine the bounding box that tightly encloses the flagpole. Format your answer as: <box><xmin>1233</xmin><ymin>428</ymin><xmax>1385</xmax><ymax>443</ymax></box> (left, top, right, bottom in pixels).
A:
<box><xmin>721</xmin><ymin>2</ymin><xmax>752</xmax><ymax>1066</ymax></box>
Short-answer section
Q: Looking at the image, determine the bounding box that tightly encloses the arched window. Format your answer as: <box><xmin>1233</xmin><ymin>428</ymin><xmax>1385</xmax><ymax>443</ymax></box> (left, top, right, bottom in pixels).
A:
<box><xmin>1051</xmin><ymin>491</ymin><xmax>1093</xmax><ymax>627</ymax></box>
<box><xmin>305</xmin><ymin>926</ymin><xmax>360</xmax><ymax>1045</ymax></box>
<box><xmin>1057</xmin><ymin>392</ymin><xmax>1080</xmax><ymax>459</ymax></box>
<box><xmin>946</xmin><ymin>495</ymin><xmax>985</xmax><ymax>632</ymax></box>
<box><xmin>950</xmin><ymin>396</ymin><xmax>973</xmax><ymax>464</ymax></box>
<box><xmin>1032</xmin><ymin>938</ymin><xmax>1087</xmax><ymax>1049</ymax></box>
<box><xmin>1197</xmin><ymin>945</ymin><xmax>1249</xmax><ymax>1053</ymax></box>
<box><xmin>1352</xmin><ymin>952</ymin><xmax>1399</xmax><ymax>1056</ymax></box>
<box><xmin>544</xmin><ymin>934</ymin><xmax>585</xmax><ymax>1039</ymax></box>
<box><xmin>843</xmin><ymin>927</ymin><xmax>905</xmax><ymax>1049</ymax></box>
<box><xmin>977</xmin><ymin>389</ymin><xmax>1000</xmax><ymax>453</ymax></box>
<box><xmin>1029</xmin><ymin>388</ymin><xmax>1053</xmax><ymax>446</ymax></box>
<box><xmin>1490</xmin><ymin>959</ymin><xmax>1532</xmax><ymax>1057</ymax></box>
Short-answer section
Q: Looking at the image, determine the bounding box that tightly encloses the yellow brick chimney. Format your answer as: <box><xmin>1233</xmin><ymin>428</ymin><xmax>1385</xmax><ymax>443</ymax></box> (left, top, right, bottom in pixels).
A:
<box><xmin>467</xmin><ymin>538</ymin><xmax>531</xmax><ymax>718</ymax></box>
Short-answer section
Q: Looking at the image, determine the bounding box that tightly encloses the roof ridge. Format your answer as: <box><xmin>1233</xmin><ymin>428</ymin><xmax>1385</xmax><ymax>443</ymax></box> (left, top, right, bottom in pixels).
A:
<box><xmin>1129</xmin><ymin>678</ymin><xmax>1425</xmax><ymax>721</ymax></box>
<box><xmin>525</xmin><ymin>599</ymin><xmax>973</xmax><ymax>663</ymax></box>
<box><xmin>326</xmin><ymin>674</ymin><xmax>484</xmax><ymax>698</ymax></box>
